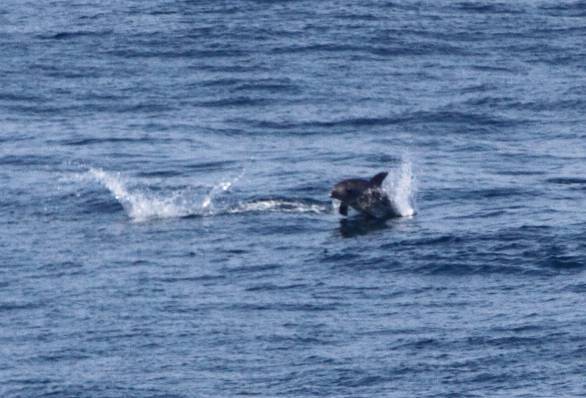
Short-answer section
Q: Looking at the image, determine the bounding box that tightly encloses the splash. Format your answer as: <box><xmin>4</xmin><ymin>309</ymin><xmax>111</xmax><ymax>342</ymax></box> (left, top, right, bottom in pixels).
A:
<box><xmin>89</xmin><ymin>168</ymin><xmax>198</xmax><ymax>221</ymax></box>
<box><xmin>200</xmin><ymin>169</ymin><xmax>244</xmax><ymax>214</ymax></box>
<box><xmin>87</xmin><ymin>168</ymin><xmax>246</xmax><ymax>221</ymax></box>
<box><xmin>384</xmin><ymin>160</ymin><xmax>417</xmax><ymax>217</ymax></box>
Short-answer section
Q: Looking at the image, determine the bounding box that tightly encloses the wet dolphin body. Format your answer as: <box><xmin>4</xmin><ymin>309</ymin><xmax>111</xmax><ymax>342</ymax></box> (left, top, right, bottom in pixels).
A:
<box><xmin>330</xmin><ymin>172</ymin><xmax>398</xmax><ymax>219</ymax></box>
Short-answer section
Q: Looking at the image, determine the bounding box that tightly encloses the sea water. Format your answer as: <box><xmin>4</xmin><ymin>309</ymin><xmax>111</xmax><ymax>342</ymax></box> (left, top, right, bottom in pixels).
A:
<box><xmin>1</xmin><ymin>1</ymin><xmax>585</xmax><ymax>397</ymax></box>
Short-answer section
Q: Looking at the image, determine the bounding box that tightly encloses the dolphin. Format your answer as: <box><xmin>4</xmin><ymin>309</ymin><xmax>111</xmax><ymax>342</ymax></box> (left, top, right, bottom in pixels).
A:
<box><xmin>330</xmin><ymin>171</ymin><xmax>399</xmax><ymax>219</ymax></box>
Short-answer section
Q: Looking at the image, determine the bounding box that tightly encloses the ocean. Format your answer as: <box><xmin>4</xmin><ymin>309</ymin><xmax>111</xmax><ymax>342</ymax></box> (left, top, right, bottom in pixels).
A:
<box><xmin>1</xmin><ymin>1</ymin><xmax>585</xmax><ymax>396</ymax></box>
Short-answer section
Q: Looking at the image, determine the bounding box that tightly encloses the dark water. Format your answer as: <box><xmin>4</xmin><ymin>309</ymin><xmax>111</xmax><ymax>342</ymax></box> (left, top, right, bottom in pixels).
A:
<box><xmin>2</xmin><ymin>1</ymin><xmax>586</xmax><ymax>396</ymax></box>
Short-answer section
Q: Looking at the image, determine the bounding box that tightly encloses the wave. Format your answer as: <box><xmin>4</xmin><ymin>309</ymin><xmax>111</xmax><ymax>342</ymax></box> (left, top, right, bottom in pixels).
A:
<box><xmin>234</xmin><ymin>110</ymin><xmax>521</xmax><ymax>133</ymax></box>
<box><xmin>546</xmin><ymin>177</ymin><xmax>586</xmax><ymax>185</ymax></box>
<box><xmin>38</xmin><ymin>30</ymin><xmax>114</xmax><ymax>40</ymax></box>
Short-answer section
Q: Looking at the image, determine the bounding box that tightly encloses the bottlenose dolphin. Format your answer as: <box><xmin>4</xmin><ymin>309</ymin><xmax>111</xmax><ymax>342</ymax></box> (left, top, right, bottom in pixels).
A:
<box><xmin>330</xmin><ymin>172</ymin><xmax>399</xmax><ymax>219</ymax></box>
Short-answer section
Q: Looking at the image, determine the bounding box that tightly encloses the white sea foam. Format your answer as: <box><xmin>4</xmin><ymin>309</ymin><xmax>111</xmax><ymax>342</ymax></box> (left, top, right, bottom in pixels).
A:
<box><xmin>229</xmin><ymin>199</ymin><xmax>329</xmax><ymax>214</ymax></box>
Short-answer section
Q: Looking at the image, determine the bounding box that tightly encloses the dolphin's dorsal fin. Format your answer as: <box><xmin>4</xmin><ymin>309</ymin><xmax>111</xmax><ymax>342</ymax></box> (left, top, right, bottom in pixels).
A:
<box><xmin>370</xmin><ymin>172</ymin><xmax>388</xmax><ymax>187</ymax></box>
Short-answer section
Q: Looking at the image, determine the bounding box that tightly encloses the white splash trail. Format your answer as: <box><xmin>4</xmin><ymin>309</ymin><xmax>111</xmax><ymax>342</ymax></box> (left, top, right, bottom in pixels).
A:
<box><xmin>83</xmin><ymin>166</ymin><xmax>349</xmax><ymax>221</ymax></box>
<box><xmin>228</xmin><ymin>199</ymin><xmax>330</xmax><ymax>214</ymax></box>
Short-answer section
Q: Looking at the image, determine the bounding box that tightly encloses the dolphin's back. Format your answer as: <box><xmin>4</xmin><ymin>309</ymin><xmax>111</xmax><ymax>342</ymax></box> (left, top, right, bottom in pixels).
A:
<box><xmin>339</xmin><ymin>178</ymin><xmax>370</xmax><ymax>190</ymax></box>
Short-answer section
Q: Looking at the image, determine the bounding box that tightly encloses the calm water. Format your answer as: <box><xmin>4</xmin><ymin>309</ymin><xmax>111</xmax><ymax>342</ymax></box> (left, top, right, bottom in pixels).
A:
<box><xmin>2</xmin><ymin>1</ymin><xmax>586</xmax><ymax>397</ymax></box>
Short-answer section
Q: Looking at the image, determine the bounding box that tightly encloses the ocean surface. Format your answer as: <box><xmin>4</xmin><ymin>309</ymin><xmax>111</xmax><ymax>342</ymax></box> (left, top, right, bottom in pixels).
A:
<box><xmin>1</xmin><ymin>1</ymin><xmax>586</xmax><ymax>397</ymax></box>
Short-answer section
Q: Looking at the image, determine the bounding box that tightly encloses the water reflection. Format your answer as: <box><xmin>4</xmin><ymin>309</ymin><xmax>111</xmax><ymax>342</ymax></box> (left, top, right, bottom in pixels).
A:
<box><xmin>338</xmin><ymin>216</ymin><xmax>390</xmax><ymax>238</ymax></box>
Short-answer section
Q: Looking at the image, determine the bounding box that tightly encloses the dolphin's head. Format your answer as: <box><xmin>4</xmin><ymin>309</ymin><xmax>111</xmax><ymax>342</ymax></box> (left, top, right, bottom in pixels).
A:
<box><xmin>330</xmin><ymin>180</ymin><xmax>364</xmax><ymax>202</ymax></box>
<box><xmin>329</xmin><ymin>184</ymin><xmax>345</xmax><ymax>200</ymax></box>
<box><xmin>330</xmin><ymin>173</ymin><xmax>388</xmax><ymax>203</ymax></box>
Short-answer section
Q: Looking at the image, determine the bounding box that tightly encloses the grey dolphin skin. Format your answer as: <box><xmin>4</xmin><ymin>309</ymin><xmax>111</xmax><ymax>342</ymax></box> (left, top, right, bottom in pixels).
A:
<box><xmin>330</xmin><ymin>172</ymin><xmax>398</xmax><ymax>218</ymax></box>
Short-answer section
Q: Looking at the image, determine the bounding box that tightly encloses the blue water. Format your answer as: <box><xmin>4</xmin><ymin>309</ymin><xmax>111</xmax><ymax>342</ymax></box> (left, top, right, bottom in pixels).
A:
<box><xmin>2</xmin><ymin>1</ymin><xmax>586</xmax><ymax>396</ymax></box>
